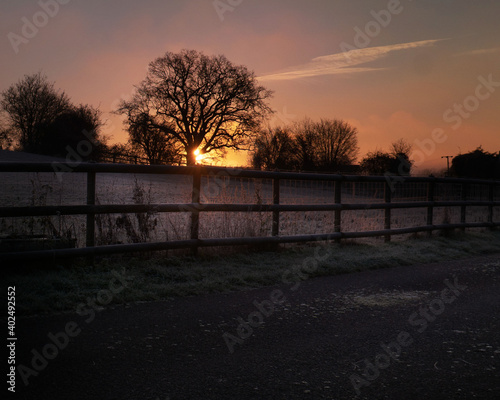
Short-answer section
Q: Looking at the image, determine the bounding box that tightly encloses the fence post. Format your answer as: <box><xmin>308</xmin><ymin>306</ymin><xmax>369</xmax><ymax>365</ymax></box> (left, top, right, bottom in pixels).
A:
<box><xmin>272</xmin><ymin>178</ymin><xmax>280</xmax><ymax>237</ymax></box>
<box><xmin>426</xmin><ymin>180</ymin><xmax>435</xmax><ymax>237</ymax></box>
<box><xmin>334</xmin><ymin>179</ymin><xmax>342</xmax><ymax>243</ymax></box>
<box><xmin>461</xmin><ymin>183</ymin><xmax>468</xmax><ymax>232</ymax></box>
<box><xmin>384</xmin><ymin>181</ymin><xmax>392</xmax><ymax>243</ymax></box>
<box><xmin>488</xmin><ymin>183</ymin><xmax>495</xmax><ymax>229</ymax></box>
<box><xmin>191</xmin><ymin>166</ymin><xmax>201</xmax><ymax>254</ymax></box>
<box><xmin>86</xmin><ymin>171</ymin><xmax>96</xmax><ymax>265</ymax></box>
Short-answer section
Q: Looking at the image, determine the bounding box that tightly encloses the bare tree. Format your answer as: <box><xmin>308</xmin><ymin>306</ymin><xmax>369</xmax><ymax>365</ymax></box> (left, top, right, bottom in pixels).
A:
<box><xmin>390</xmin><ymin>138</ymin><xmax>412</xmax><ymax>158</ymax></box>
<box><xmin>314</xmin><ymin>119</ymin><xmax>359</xmax><ymax>169</ymax></box>
<box><xmin>361</xmin><ymin>138</ymin><xmax>414</xmax><ymax>176</ymax></box>
<box><xmin>294</xmin><ymin>118</ymin><xmax>317</xmax><ymax>171</ymax></box>
<box><xmin>294</xmin><ymin>118</ymin><xmax>359</xmax><ymax>171</ymax></box>
<box><xmin>116</xmin><ymin>49</ymin><xmax>273</xmax><ymax>165</ymax></box>
<box><xmin>390</xmin><ymin>138</ymin><xmax>413</xmax><ymax>175</ymax></box>
<box><xmin>251</xmin><ymin>126</ymin><xmax>298</xmax><ymax>170</ymax></box>
<box><xmin>1</xmin><ymin>72</ymin><xmax>71</xmax><ymax>152</ymax></box>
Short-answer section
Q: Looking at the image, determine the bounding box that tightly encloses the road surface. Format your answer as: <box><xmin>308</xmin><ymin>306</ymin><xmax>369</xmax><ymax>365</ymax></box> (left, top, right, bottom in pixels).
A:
<box><xmin>11</xmin><ymin>253</ymin><xmax>500</xmax><ymax>399</ymax></box>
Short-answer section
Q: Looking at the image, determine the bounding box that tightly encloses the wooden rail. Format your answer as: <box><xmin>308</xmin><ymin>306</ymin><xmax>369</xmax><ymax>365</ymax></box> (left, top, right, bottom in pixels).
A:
<box><xmin>0</xmin><ymin>162</ymin><xmax>499</xmax><ymax>262</ymax></box>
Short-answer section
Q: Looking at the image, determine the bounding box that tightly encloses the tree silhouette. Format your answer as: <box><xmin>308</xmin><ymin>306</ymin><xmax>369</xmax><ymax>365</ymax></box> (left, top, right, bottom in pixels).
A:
<box><xmin>116</xmin><ymin>49</ymin><xmax>273</xmax><ymax>165</ymax></box>
<box><xmin>294</xmin><ymin>122</ymin><xmax>316</xmax><ymax>171</ymax></box>
<box><xmin>1</xmin><ymin>72</ymin><xmax>71</xmax><ymax>152</ymax></box>
<box><xmin>311</xmin><ymin>119</ymin><xmax>359</xmax><ymax>170</ymax></box>
<box><xmin>361</xmin><ymin>139</ymin><xmax>413</xmax><ymax>176</ymax></box>
<box><xmin>450</xmin><ymin>147</ymin><xmax>500</xmax><ymax>179</ymax></box>
<box><xmin>127</xmin><ymin>112</ymin><xmax>183</xmax><ymax>165</ymax></box>
<box><xmin>38</xmin><ymin>104</ymin><xmax>107</xmax><ymax>161</ymax></box>
<box><xmin>294</xmin><ymin>118</ymin><xmax>359</xmax><ymax>171</ymax></box>
<box><xmin>251</xmin><ymin>118</ymin><xmax>360</xmax><ymax>172</ymax></box>
<box><xmin>390</xmin><ymin>138</ymin><xmax>412</xmax><ymax>158</ymax></box>
<box><xmin>251</xmin><ymin>126</ymin><xmax>298</xmax><ymax>170</ymax></box>
<box><xmin>360</xmin><ymin>151</ymin><xmax>396</xmax><ymax>175</ymax></box>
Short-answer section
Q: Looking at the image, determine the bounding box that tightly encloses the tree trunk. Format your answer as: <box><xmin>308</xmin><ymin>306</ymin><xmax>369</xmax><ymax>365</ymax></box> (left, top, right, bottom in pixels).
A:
<box><xmin>186</xmin><ymin>149</ymin><xmax>196</xmax><ymax>166</ymax></box>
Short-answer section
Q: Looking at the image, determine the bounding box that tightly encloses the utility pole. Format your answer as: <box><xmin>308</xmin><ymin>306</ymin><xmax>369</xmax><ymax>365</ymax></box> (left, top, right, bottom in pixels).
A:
<box><xmin>441</xmin><ymin>156</ymin><xmax>453</xmax><ymax>176</ymax></box>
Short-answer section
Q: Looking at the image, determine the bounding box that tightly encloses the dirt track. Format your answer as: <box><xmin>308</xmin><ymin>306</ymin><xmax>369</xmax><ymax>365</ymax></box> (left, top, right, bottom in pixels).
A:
<box><xmin>11</xmin><ymin>253</ymin><xmax>500</xmax><ymax>399</ymax></box>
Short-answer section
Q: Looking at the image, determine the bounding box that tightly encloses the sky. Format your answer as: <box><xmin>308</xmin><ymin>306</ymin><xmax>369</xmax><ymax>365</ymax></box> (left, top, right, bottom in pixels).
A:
<box><xmin>1</xmin><ymin>0</ymin><xmax>499</xmax><ymax>171</ymax></box>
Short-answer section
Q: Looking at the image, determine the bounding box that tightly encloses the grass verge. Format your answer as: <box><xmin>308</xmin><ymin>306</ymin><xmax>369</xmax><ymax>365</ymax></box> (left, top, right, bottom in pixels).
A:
<box><xmin>7</xmin><ymin>230</ymin><xmax>500</xmax><ymax>315</ymax></box>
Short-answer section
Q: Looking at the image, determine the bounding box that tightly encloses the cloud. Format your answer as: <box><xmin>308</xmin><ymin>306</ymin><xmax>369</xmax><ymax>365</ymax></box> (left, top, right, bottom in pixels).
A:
<box><xmin>455</xmin><ymin>46</ymin><xmax>500</xmax><ymax>57</ymax></box>
<box><xmin>258</xmin><ymin>39</ymin><xmax>445</xmax><ymax>81</ymax></box>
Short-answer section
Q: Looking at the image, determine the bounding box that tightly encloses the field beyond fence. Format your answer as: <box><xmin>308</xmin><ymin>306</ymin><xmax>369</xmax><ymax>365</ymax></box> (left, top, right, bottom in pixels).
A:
<box><xmin>0</xmin><ymin>162</ymin><xmax>499</xmax><ymax>262</ymax></box>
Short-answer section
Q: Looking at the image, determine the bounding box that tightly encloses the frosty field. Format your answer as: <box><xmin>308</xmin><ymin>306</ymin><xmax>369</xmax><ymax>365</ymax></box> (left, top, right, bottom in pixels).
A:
<box><xmin>0</xmin><ymin>171</ymin><xmax>498</xmax><ymax>248</ymax></box>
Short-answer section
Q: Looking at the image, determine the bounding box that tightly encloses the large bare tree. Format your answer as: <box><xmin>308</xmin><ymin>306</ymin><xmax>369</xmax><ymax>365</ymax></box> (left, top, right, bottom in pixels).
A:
<box><xmin>116</xmin><ymin>50</ymin><xmax>273</xmax><ymax>165</ymax></box>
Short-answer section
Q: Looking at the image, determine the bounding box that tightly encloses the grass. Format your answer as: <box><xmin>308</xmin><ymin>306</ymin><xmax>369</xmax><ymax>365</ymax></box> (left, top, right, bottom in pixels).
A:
<box><xmin>7</xmin><ymin>230</ymin><xmax>500</xmax><ymax>316</ymax></box>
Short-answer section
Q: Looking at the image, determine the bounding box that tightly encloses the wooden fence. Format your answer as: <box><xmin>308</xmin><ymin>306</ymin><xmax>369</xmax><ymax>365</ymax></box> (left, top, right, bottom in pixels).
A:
<box><xmin>100</xmin><ymin>151</ymin><xmax>150</xmax><ymax>165</ymax></box>
<box><xmin>0</xmin><ymin>162</ymin><xmax>499</xmax><ymax>262</ymax></box>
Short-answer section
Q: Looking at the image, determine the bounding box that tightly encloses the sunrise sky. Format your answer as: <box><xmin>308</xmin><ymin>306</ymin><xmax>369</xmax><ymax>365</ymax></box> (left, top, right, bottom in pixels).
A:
<box><xmin>1</xmin><ymin>0</ymin><xmax>499</xmax><ymax>171</ymax></box>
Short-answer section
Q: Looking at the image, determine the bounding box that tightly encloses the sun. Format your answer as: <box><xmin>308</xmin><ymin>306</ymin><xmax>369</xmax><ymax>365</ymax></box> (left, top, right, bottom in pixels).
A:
<box><xmin>194</xmin><ymin>149</ymin><xmax>204</xmax><ymax>163</ymax></box>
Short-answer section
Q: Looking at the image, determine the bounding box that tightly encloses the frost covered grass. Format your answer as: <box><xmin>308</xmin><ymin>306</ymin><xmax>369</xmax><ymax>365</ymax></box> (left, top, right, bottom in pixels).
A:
<box><xmin>3</xmin><ymin>173</ymin><xmax>495</xmax><ymax>245</ymax></box>
<box><xmin>8</xmin><ymin>230</ymin><xmax>500</xmax><ymax>315</ymax></box>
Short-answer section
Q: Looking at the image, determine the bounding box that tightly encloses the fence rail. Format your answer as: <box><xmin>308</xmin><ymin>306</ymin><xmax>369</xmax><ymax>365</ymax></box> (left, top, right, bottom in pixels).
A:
<box><xmin>0</xmin><ymin>162</ymin><xmax>499</xmax><ymax>262</ymax></box>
